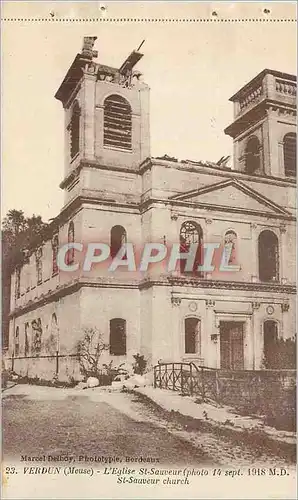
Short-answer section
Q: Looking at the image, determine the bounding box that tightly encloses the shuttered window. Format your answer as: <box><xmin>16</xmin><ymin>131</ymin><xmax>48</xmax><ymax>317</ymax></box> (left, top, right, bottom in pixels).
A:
<box><xmin>245</xmin><ymin>136</ymin><xmax>261</xmax><ymax>174</ymax></box>
<box><xmin>69</xmin><ymin>101</ymin><xmax>80</xmax><ymax>160</ymax></box>
<box><xmin>110</xmin><ymin>318</ymin><xmax>126</xmax><ymax>356</ymax></box>
<box><xmin>258</xmin><ymin>230</ymin><xmax>279</xmax><ymax>282</ymax></box>
<box><xmin>104</xmin><ymin>95</ymin><xmax>132</xmax><ymax>150</ymax></box>
<box><xmin>185</xmin><ymin>318</ymin><xmax>200</xmax><ymax>354</ymax></box>
<box><xmin>284</xmin><ymin>133</ymin><xmax>296</xmax><ymax>177</ymax></box>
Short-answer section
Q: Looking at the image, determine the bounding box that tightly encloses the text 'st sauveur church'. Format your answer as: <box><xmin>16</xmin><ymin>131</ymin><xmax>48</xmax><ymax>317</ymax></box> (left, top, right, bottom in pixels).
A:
<box><xmin>8</xmin><ymin>37</ymin><xmax>296</xmax><ymax>380</ymax></box>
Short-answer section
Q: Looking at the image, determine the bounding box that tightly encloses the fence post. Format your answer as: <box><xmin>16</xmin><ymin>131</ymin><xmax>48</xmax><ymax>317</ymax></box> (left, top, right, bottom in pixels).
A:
<box><xmin>55</xmin><ymin>350</ymin><xmax>59</xmax><ymax>376</ymax></box>
<box><xmin>159</xmin><ymin>363</ymin><xmax>162</xmax><ymax>389</ymax></box>
<box><xmin>180</xmin><ymin>364</ymin><xmax>183</xmax><ymax>393</ymax></box>
<box><xmin>154</xmin><ymin>366</ymin><xmax>156</xmax><ymax>388</ymax></box>
<box><xmin>201</xmin><ymin>367</ymin><xmax>205</xmax><ymax>400</ymax></box>
<box><xmin>215</xmin><ymin>369</ymin><xmax>220</xmax><ymax>401</ymax></box>
<box><xmin>11</xmin><ymin>352</ymin><xmax>14</xmax><ymax>372</ymax></box>
<box><xmin>190</xmin><ymin>363</ymin><xmax>193</xmax><ymax>396</ymax></box>
<box><xmin>172</xmin><ymin>363</ymin><xmax>175</xmax><ymax>391</ymax></box>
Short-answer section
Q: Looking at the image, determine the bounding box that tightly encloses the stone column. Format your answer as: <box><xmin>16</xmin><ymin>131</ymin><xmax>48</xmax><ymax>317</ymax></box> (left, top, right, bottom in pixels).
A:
<box><xmin>278</xmin><ymin>139</ymin><xmax>285</xmax><ymax>178</ymax></box>
<box><xmin>171</xmin><ymin>295</ymin><xmax>182</xmax><ymax>361</ymax></box>
<box><xmin>250</xmin><ymin>223</ymin><xmax>258</xmax><ymax>282</ymax></box>
<box><xmin>205</xmin><ymin>300</ymin><xmax>217</xmax><ymax>367</ymax></box>
<box><xmin>82</xmin><ymin>70</ymin><xmax>96</xmax><ymax>161</ymax></box>
<box><xmin>279</xmin><ymin>224</ymin><xmax>287</xmax><ymax>284</ymax></box>
<box><xmin>139</xmin><ymin>86</ymin><xmax>150</xmax><ymax>161</ymax></box>
<box><xmin>251</xmin><ymin>303</ymin><xmax>261</xmax><ymax>369</ymax></box>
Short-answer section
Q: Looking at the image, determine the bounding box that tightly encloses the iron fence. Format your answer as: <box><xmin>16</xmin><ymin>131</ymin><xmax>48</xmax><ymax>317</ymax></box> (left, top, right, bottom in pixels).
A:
<box><xmin>154</xmin><ymin>362</ymin><xmax>296</xmax><ymax>404</ymax></box>
<box><xmin>3</xmin><ymin>352</ymin><xmax>81</xmax><ymax>382</ymax></box>
<box><xmin>153</xmin><ymin>362</ymin><xmax>219</xmax><ymax>400</ymax></box>
<box><xmin>6</xmin><ymin>351</ymin><xmax>79</xmax><ymax>375</ymax></box>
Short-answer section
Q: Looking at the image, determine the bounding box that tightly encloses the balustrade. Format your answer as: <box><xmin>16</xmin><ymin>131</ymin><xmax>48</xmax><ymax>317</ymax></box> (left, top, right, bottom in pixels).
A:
<box><xmin>275</xmin><ymin>79</ymin><xmax>296</xmax><ymax>96</ymax></box>
<box><xmin>239</xmin><ymin>85</ymin><xmax>263</xmax><ymax>110</ymax></box>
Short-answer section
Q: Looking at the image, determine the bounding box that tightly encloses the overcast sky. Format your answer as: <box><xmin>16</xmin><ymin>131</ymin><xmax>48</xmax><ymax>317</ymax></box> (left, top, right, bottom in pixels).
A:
<box><xmin>2</xmin><ymin>2</ymin><xmax>296</xmax><ymax>222</ymax></box>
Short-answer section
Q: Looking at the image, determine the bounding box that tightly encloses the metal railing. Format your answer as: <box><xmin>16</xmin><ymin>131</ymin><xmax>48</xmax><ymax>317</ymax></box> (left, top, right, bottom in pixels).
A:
<box><xmin>154</xmin><ymin>362</ymin><xmax>219</xmax><ymax>400</ymax></box>
<box><xmin>153</xmin><ymin>362</ymin><xmax>296</xmax><ymax>403</ymax></box>
<box><xmin>5</xmin><ymin>351</ymin><xmax>79</xmax><ymax>376</ymax></box>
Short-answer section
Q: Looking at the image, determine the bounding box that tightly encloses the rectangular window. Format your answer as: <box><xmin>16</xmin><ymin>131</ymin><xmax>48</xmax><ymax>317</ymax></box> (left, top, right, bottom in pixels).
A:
<box><xmin>110</xmin><ymin>318</ymin><xmax>126</xmax><ymax>356</ymax></box>
<box><xmin>185</xmin><ymin>318</ymin><xmax>200</xmax><ymax>354</ymax></box>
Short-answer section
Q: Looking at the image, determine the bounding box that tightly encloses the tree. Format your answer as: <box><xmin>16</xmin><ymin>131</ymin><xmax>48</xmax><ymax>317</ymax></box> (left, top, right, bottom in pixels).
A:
<box><xmin>132</xmin><ymin>353</ymin><xmax>147</xmax><ymax>375</ymax></box>
<box><xmin>264</xmin><ymin>335</ymin><xmax>296</xmax><ymax>369</ymax></box>
<box><xmin>76</xmin><ymin>328</ymin><xmax>109</xmax><ymax>379</ymax></box>
<box><xmin>2</xmin><ymin>209</ymin><xmax>49</xmax><ymax>347</ymax></box>
<box><xmin>2</xmin><ymin>209</ymin><xmax>27</xmax><ymax>237</ymax></box>
<box><xmin>2</xmin><ymin>211</ymin><xmax>48</xmax><ymax>272</ymax></box>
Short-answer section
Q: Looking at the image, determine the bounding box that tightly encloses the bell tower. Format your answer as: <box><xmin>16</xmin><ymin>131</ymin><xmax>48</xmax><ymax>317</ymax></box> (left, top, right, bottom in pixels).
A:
<box><xmin>225</xmin><ymin>69</ymin><xmax>296</xmax><ymax>179</ymax></box>
<box><xmin>55</xmin><ymin>37</ymin><xmax>150</xmax><ymax>204</ymax></box>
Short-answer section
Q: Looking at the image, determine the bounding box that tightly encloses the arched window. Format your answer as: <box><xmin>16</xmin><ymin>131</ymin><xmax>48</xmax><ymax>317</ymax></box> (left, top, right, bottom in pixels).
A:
<box><xmin>258</xmin><ymin>230</ymin><xmax>279</xmax><ymax>282</ymax></box>
<box><xmin>185</xmin><ymin>318</ymin><xmax>201</xmax><ymax>354</ymax></box>
<box><xmin>179</xmin><ymin>221</ymin><xmax>203</xmax><ymax>275</ymax></box>
<box><xmin>52</xmin><ymin>234</ymin><xmax>59</xmax><ymax>276</ymax></box>
<box><xmin>110</xmin><ymin>318</ymin><xmax>126</xmax><ymax>356</ymax></box>
<box><xmin>15</xmin><ymin>326</ymin><xmax>20</xmax><ymax>356</ymax></box>
<box><xmin>35</xmin><ymin>247</ymin><xmax>43</xmax><ymax>285</ymax></box>
<box><xmin>224</xmin><ymin>230</ymin><xmax>237</xmax><ymax>265</ymax></box>
<box><xmin>284</xmin><ymin>133</ymin><xmax>296</xmax><ymax>177</ymax></box>
<box><xmin>66</xmin><ymin>221</ymin><xmax>75</xmax><ymax>265</ymax></box>
<box><xmin>263</xmin><ymin>320</ymin><xmax>278</xmax><ymax>368</ymax></box>
<box><xmin>32</xmin><ymin>318</ymin><xmax>42</xmax><ymax>355</ymax></box>
<box><xmin>110</xmin><ymin>225</ymin><xmax>127</xmax><ymax>258</ymax></box>
<box><xmin>24</xmin><ymin>322</ymin><xmax>29</xmax><ymax>357</ymax></box>
<box><xmin>69</xmin><ymin>101</ymin><xmax>80</xmax><ymax>160</ymax></box>
<box><xmin>245</xmin><ymin>136</ymin><xmax>261</xmax><ymax>174</ymax></box>
<box><xmin>104</xmin><ymin>95</ymin><xmax>132</xmax><ymax>150</ymax></box>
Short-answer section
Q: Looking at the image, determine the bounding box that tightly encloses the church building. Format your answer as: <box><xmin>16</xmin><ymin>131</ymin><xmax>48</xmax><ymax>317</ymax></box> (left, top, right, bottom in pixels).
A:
<box><xmin>8</xmin><ymin>37</ymin><xmax>296</xmax><ymax>381</ymax></box>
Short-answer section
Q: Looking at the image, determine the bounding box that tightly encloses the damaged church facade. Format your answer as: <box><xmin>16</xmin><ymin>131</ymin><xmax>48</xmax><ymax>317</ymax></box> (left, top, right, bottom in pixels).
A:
<box><xmin>8</xmin><ymin>38</ymin><xmax>296</xmax><ymax>381</ymax></box>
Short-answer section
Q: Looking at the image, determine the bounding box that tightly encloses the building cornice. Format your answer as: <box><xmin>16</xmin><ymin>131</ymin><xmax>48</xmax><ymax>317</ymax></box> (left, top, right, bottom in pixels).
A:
<box><xmin>10</xmin><ymin>275</ymin><xmax>296</xmax><ymax>319</ymax></box>
<box><xmin>139</xmin><ymin>197</ymin><xmax>295</xmax><ymax>221</ymax></box>
<box><xmin>60</xmin><ymin>156</ymin><xmax>296</xmax><ymax>194</ymax></box>
<box><xmin>143</xmin><ymin>157</ymin><xmax>296</xmax><ymax>188</ymax></box>
<box><xmin>140</xmin><ymin>276</ymin><xmax>297</xmax><ymax>294</ymax></box>
<box><xmin>224</xmin><ymin>99</ymin><xmax>296</xmax><ymax>138</ymax></box>
<box><xmin>229</xmin><ymin>69</ymin><xmax>296</xmax><ymax>102</ymax></box>
<box><xmin>9</xmin><ymin>278</ymin><xmax>140</xmax><ymax>319</ymax></box>
<box><xmin>59</xmin><ymin>158</ymin><xmax>140</xmax><ymax>190</ymax></box>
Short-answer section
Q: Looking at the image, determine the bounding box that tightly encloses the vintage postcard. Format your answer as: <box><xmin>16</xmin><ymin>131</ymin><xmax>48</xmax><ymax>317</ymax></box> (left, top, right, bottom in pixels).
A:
<box><xmin>1</xmin><ymin>2</ymin><xmax>297</xmax><ymax>499</ymax></box>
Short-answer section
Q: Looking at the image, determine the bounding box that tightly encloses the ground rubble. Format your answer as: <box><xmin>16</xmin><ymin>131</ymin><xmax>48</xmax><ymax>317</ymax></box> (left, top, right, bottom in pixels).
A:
<box><xmin>133</xmin><ymin>386</ymin><xmax>296</xmax><ymax>448</ymax></box>
<box><xmin>3</xmin><ymin>382</ymin><xmax>296</xmax><ymax>467</ymax></box>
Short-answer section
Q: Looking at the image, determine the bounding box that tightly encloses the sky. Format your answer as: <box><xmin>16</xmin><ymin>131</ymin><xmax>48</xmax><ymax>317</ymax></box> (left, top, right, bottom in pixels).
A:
<box><xmin>2</xmin><ymin>2</ymin><xmax>297</xmax><ymax>222</ymax></box>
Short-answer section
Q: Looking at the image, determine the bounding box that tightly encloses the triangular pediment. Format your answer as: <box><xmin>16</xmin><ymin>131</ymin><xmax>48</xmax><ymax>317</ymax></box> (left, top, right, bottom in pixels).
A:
<box><xmin>170</xmin><ymin>179</ymin><xmax>290</xmax><ymax>216</ymax></box>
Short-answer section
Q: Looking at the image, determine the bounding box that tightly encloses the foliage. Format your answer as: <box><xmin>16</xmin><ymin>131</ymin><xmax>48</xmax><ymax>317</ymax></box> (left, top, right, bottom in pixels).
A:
<box><xmin>2</xmin><ymin>209</ymin><xmax>49</xmax><ymax>347</ymax></box>
<box><xmin>2</xmin><ymin>209</ymin><xmax>49</xmax><ymax>272</ymax></box>
<box><xmin>102</xmin><ymin>360</ymin><xmax>128</xmax><ymax>385</ymax></box>
<box><xmin>263</xmin><ymin>387</ymin><xmax>296</xmax><ymax>431</ymax></box>
<box><xmin>264</xmin><ymin>335</ymin><xmax>296</xmax><ymax>369</ymax></box>
<box><xmin>15</xmin><ymin>374</ymin><xmax>75</xmax><ymax>388</ymax></box>
<box><xmin>132</xmin><ymin>353</ymin><xmax>147</xmax><ymax>375</ymax></box>
<box><xmin>75</xmin><ymin>328</ymin><xmax>109</xmax><ymax>379</ymax></box>
<box><xmin>102</xmin><ymin>360</ymin><xmax>122</xmax><ymax>378</ymax></box>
